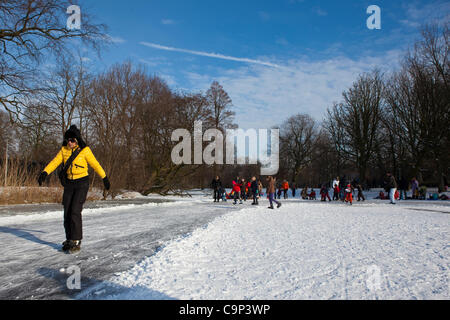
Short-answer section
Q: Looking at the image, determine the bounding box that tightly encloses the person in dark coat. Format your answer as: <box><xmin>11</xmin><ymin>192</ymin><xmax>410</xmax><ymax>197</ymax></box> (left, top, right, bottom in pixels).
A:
<box><xmin>211</xmin><ymin>176</ymin><xmax>222</xmax><ymax>202</ymax></box>
<box><xmin>291</xmin><ymin>182</ymin><xmax>297</xmax><ymax>198</ymax></box>
<box><xmin>411</xmin><ymin>177</ymin><xmax>419</xmax><ymax>199</ymax></box>
<box><xmin>250</xmin><ymin>176</ymin><xmax>259</xmax><ymax>205</ymax></box>
<box><xmin>356</xmin><ymin>184</ymin><xmax>365</xmax><ymax>201</ymax></box>
<box><xmin>276</xmin><ymin>182</ymin><xmax>282</xmax><ymax>199</ymax></box>
<box><xmin>398</xmin><ymin>176</ymin><xmax>409</xmax><ymax>200</ymax></box>
<box><xmin>384</xmin><ymin>172</ymin><xmax>398</xmax><ymax>204</ymax></box>
<box><xmin>339</xmin><ymin>177</ymin><xmax>346</xmax><ymax>201</ymax></box>
<box><xmin>240</xmin><ymin>178</ymin><xmax>247</xmax><ymax>201</ymax></box>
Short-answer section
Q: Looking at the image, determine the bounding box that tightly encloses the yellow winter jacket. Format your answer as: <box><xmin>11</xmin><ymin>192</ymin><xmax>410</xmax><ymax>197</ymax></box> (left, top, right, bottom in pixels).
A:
<box><xmin>44</xmin><ymin>146</ymin><xmax>106</xmax><ymax>181</ymax></box>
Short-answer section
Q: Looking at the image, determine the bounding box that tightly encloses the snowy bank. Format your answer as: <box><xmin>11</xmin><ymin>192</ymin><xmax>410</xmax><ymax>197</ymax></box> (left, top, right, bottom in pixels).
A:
<box><xmin>89</xmin><ymin>201</ymin><xmax>450</xmax><ymax>300</ymax></box>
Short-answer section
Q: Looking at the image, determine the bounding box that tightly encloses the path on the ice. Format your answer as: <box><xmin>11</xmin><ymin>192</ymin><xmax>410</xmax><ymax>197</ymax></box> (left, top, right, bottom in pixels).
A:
<box><xmin>0</xmin><ymin>197</ymin><xmax>241</xmax><ymax>300</ymax></box>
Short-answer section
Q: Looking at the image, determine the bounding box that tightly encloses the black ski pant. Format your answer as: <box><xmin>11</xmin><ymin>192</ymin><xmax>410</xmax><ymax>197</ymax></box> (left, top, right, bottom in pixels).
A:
<box><xmin>62</xmin><ymin>176</ymin><xmax>89</xmax><ymax>241</ymax></box>
<box><xmin>213</xmin><ymin>189</ymin><xmax>220</xmax><ymax>201</ymax></box>
<box><xmin>252</xmin><ymin>190</ymin><xmax>258</xmax><ymax>204</ymax></box>
<box><xmin>233</xmin><ymin>191</ymin><xmax>241</xmax><ymax>204</ymax></box>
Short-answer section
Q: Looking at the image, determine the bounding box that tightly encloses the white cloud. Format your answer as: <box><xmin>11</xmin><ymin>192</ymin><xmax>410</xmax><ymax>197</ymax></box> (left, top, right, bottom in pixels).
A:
<box><xmin>139</xmin><ymin>57</ymin><xmax>172</xmax><ymax>67</ymax></box>
<box><xmin>312</xmin><ymin>7</ymin><xmax>328</xmax><ymax>17</ymax></box>
<box><xmin>258</xmin><ymin>11</ymin><xmax>271</xmax><ymax>21</ymax></box>
<box><xmin>140</xmin><ymin>42</ymin><xmax>282</xmax><ymax>68</ymax></box>
<box><xmin>400</xmin><ymin>1</ymin><xmax>450</xmax><ymax>28</ymax></box>
<box><xmin>183</xmin><ymin>50</ymin><xmax>403</xmax><ymax>130</ymax></box>
<box><xmin>106</xmin><ymin>35</ymin><xmax>126</xmax><ymax>44</ymax></box>
<box><xmin>161</xmin><ymin>19</ymin><xmax>176</xmax><ymax>25</ymax></box>
<box><xmin>276</xmin><ymin>38</ymin><xmax>290</xmax><ymax>46</ymax></box>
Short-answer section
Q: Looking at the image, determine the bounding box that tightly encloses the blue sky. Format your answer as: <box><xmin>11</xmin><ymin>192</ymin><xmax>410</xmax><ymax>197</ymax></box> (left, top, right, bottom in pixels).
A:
<box><xmin>80</xmin><ymin>0</ymin><xmax>449</xmax><ymax>129</ymax></box>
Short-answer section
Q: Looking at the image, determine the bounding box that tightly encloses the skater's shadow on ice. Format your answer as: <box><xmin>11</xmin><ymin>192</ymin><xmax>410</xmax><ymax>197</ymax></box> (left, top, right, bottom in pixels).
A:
<box><xmin>0</xmin><ymin>226</ymin><xmax>60</xmax><ymax>250</ymax></box>
<box><xmin>38</xmin><ymin>267</ymin><xmax>176</xmax><ymax>300</ymax></box>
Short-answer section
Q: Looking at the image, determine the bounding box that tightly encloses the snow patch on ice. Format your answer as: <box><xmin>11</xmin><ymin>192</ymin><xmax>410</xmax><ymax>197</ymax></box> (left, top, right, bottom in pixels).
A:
<box><xmin>0</xmin><ymin>199</ymin><xmax>204</xmax><ymax>226</ymax></box>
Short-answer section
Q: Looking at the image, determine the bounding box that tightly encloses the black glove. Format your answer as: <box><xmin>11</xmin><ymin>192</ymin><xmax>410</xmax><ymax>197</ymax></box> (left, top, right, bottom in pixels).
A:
<box><xmin>38</xmin><ymin>172</ymin><xmax>48</xmax><ymax>186</ymax></box>
<box><xmin>103</xmin><ymin>176</ymin><xmax>111</xmax><ymax>190</ymax></box>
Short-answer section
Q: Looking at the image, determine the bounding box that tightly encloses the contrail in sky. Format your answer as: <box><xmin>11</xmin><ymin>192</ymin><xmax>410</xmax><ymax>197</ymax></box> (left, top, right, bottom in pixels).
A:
<box><xmin>140</xmin><ymin>42</ymin><xmax>282</xmax><ymax>68</ymax></box>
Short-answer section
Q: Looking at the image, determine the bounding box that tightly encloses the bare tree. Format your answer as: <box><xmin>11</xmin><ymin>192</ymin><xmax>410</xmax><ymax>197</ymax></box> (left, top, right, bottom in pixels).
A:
<box><xmin>325</xmin><ymin>70</ymin><xmax>384</xmax><ymax>184</ymax></box>
<box><xmin>279</xmin><ymin>113</ymin><xmax>318</xmax><ymax>183</ymax></box>
<box><xmin>0</xmin><ymin>0</ymin><xmax>107</xmax><ymax>121</ymax></box>
<box><xmin>16</xmin><ymin>102</ymin><xmax>58</xmax><ymax>162</ymax></box>
<box><xmin>139</xmin><ymin>90</ymin><xmax>212</xmax><ymax>195</ymax></box>
<box><xmin>0</xmin><ymin>110</ymin><xmax>15</xmax><ymax>159</ymax></box>
<box><xmin>385</xmin><ymin>23</ymin><xmax>449</xmax><ymax>187</ymax></box>
<box><xmin>204</xmin><ymin>81</ymin><xmax>237</xmax><ymax>176</ymax></box>
<box><xmin>205</xmin><ymin>81</ymin><xmax>236</xmax><ymax>131</ymax></box>
<box><xmin>40</xmin><ymin>56</ymin><xmax>90</xmax><ymax>136</ymax></box>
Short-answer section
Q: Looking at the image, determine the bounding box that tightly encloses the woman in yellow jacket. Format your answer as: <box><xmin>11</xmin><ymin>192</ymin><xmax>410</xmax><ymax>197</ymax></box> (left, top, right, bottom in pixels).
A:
<box><xmin>38</xmin><ymin>125</ymin><xmax>110</xmax><ymax>254</ymax></box>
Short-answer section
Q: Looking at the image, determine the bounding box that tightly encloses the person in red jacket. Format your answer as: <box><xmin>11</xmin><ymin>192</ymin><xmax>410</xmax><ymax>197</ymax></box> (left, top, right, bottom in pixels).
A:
<box><xmin>332</xmin><ymin>178</ymin><xmax>340</xmax><ymax>201</ymax></box>
<box><xmin>282</xmin><ymin>180</ymin><xmax>289</xmax><ymax>199</ymax></box>
<box><xmin>308</xmin><ymin>189</ymin><xmax>316</xmax><ymax>200</ymax></box>
<box><xmin>232</xmin><ymin>177</ymin><xmax>243</xmax><ymax>205</ymax></box>
<box><xmin>320</xmin><ymin>185</ymin><xmax>331</xmax><ymax>201</ymax></box>
<box><xmin>246</xmin><ymin>180</ymin><xmax>252</xmax><ymax>199</ymax></box>
<box><xmin>345</xmin><ymin>183</ymin><xmax>353</xmax><ymax>205</ymax></box>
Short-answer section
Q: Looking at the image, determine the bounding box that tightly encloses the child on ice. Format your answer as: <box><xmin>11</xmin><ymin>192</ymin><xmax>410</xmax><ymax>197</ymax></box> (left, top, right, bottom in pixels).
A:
<box><xmin>344</xmin><ymin>183</ymin><xmax>353</xmax><ymax>205</ymax></box>
<box><xmin>320</xmin><ymin>185</ymin><xmax>331</xmax><ymax>201</ymax></box>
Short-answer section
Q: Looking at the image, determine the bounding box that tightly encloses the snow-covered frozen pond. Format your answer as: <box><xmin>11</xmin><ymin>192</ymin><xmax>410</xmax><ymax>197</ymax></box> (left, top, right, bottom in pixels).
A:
<box><xmin>0</xmin><ymin>192</ymin><xmax>449</xmax><ymax>300</ymax></box>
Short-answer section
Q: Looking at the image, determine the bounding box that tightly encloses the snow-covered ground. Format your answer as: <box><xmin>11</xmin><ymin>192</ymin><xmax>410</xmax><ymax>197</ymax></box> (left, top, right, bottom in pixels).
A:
<box><xmin>0</xmin><ymin>190</ymin><xmax>448</xmax><ymax>300</ymax></box>
<box><xmin>79</xmin><ymin>194</ymin><xmax>449</xmax><ymax>300</ymax></box>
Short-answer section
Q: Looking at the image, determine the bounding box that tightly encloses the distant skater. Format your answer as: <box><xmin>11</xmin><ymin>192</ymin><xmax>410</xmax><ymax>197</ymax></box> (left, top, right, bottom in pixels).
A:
<box><xmin>266</xmin><ymin>176</ymin><xmax>282</xmax><ymax>209</ymax></box>
<box><xmin>384</xmin><ymin>172</ymin><xmax>398</xmax><ymax>204</ymax></box>
<box><xmin>251</xmin><ymin>176</ymin><xmax>259</xmax><ymax>205</ymax></box>
<box><xmin>356</xmin><ymin>184</ymin><xmax>365</xmax><ymax>201</ymax></box>
<box><xmin>211</xmin><ymin>176</ymin><xmax>222</xmax><ymax>202</ymax></box>
<box><xmin>344</xmin><ymin>183</ymin><xmax>353</xmax><ymax>205</ymax></box>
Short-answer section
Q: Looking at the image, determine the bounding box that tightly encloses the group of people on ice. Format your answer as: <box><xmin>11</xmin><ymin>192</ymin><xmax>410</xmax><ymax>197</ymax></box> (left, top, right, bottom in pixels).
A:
<box><xmin>210</xmin><ymin>175</ymin><xmax>361</xmax><ymax>209</ymax></box>
<box><xmin>209</xmin><ymin>171</ymin><xmax>424</xmax><ymax>208</ymax></box>
<box><xmin>296</xmin><ymin>178</ymin><xmax>365</xmax><ymax>205</ymax></box>
<box><xmin>210</xmin><ymin>176</ymin><xmax>282</xmax><ymax>209</ymax></box>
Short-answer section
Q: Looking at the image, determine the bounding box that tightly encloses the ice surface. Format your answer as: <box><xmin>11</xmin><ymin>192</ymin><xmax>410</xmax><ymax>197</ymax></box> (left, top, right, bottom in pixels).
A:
<box><xmin>0</xmin><ymin>192</ymin><xmax>448</xmax><ymax>300</ymax></box>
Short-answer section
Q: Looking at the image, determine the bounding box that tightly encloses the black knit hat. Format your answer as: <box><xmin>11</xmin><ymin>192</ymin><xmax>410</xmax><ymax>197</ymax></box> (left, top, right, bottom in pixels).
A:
<box><xmin>63</xmin><ymin>125</ymin><xmax>86</xmax><ymax>148</ymax></box>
